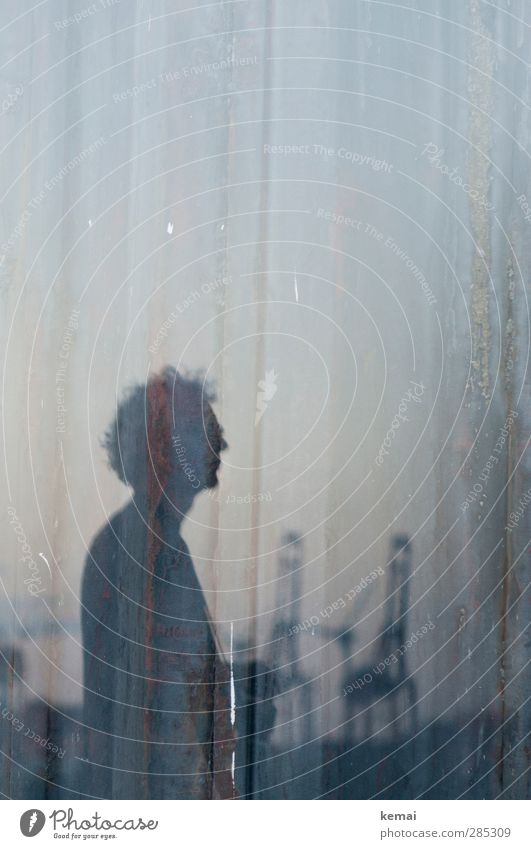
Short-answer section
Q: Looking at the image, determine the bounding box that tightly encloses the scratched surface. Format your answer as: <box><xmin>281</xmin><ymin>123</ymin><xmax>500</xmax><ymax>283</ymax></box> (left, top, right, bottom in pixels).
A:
<box><xmin>0</xmin><ymin>0</ymin><xmax>529</xmax><ymax>800</ymax></box>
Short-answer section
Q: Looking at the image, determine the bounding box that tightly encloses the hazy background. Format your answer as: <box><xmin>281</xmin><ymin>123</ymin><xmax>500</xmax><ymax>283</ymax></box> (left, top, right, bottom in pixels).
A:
<box><xmin>0</xmin><ymin>0</ymin><xmax>529</xmax><ymax>798</ymax></box>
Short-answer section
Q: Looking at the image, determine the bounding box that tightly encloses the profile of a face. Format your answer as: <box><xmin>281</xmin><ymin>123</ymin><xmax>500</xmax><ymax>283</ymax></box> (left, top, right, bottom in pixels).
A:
<box><xmin>203</xmin><ymin>404</ymin><xmax>228</xmax><ymax>489</ymax></box>
<box><xmin>103</xmin><ymin>368</ymin><xmax>227</xmax><ymax>506</ymax></box>
<box><xmin>172</xmin><ymin>401</ymin><xmax>227</xmax><ymax>494</ymax></box>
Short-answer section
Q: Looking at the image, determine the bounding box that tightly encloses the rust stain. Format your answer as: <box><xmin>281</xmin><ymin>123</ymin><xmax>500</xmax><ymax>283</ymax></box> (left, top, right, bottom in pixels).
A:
<box><xmin>497</xmin><ymin>262</ymin><xmax>517</xmax><ymax>792</ymax></box>
<box><xmin>467</xmin><ymin>0</ymin><xmax>494</xmax><ymax>400</ymax></box>
<box><xmin>143</xmin><ymin>372</ymin><xmax>173</xmax><ymax>792</ymax></box>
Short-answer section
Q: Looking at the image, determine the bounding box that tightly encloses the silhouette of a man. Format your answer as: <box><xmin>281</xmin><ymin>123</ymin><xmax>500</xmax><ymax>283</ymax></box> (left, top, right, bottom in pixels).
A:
<box><xmin>81</xmin><ymin>368</ymin><xmax>234</xmax><ymax>799</ymax></box>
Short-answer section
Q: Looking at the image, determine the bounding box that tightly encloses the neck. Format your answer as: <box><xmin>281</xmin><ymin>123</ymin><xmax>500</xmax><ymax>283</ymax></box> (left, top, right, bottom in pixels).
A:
<box><xmin>132</xmin><ymin>481</ymin><xmax>199</xmax><ymax>526</ymax></box>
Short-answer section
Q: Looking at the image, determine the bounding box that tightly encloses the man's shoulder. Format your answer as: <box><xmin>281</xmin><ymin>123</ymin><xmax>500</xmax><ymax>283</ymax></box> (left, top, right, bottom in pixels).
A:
<box><xmin>84</xmin><ymin>501</ymin><xmax>137</xmax><ymax>572</ymax></box>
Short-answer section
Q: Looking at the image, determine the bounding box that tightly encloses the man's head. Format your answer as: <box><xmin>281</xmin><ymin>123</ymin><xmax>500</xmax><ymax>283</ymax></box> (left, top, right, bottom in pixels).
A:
<box><xmin>103</xmin><ymin>367</ymin><xmax>227</xmax><ymax>509</ymax></box>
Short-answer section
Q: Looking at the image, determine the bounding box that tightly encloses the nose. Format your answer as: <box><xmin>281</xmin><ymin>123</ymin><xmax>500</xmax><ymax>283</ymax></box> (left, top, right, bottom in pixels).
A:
<box><xmin>220</xmin><ymin>436</ymin><xmax>228</xmax><ymax>452</ymax></box>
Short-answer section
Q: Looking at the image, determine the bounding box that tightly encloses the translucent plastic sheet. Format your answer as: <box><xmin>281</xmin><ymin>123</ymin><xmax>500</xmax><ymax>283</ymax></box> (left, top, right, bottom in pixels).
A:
<box><xmin>0</xmin><ymin>0</ymin><xmax>529</xmax><ymax>801</ymax></box>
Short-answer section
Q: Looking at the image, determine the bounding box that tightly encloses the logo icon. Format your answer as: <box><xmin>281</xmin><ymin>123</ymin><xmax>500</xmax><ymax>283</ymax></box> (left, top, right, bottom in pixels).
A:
<box><xmin>20</xmin><ymin>810</ymin><xmax>46</xmax><ymax>837</ymax></box>
<box><xmin>254</xmin><ymin>369</ymin><xmax>278</xmax><ymax>426</ymax></box>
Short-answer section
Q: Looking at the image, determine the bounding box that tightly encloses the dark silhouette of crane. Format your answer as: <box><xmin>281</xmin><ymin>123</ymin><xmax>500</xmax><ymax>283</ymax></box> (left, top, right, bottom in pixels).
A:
<box><xmin>343</xmin><ymin>535</ymin><xmax>418</xmax><ymax>739</ymax></box>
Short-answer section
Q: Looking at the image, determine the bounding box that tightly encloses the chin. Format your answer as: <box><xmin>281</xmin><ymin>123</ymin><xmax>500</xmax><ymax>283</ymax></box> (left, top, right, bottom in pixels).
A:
<box><xmin>205</xmin><ymin>460</ymin><xmax>221</xmax><ymax>489</ymax></box>
<box><xmin>205</xmin><ymin>472</ymin><xmax>219</xmax><ymax>489</ymax></box>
